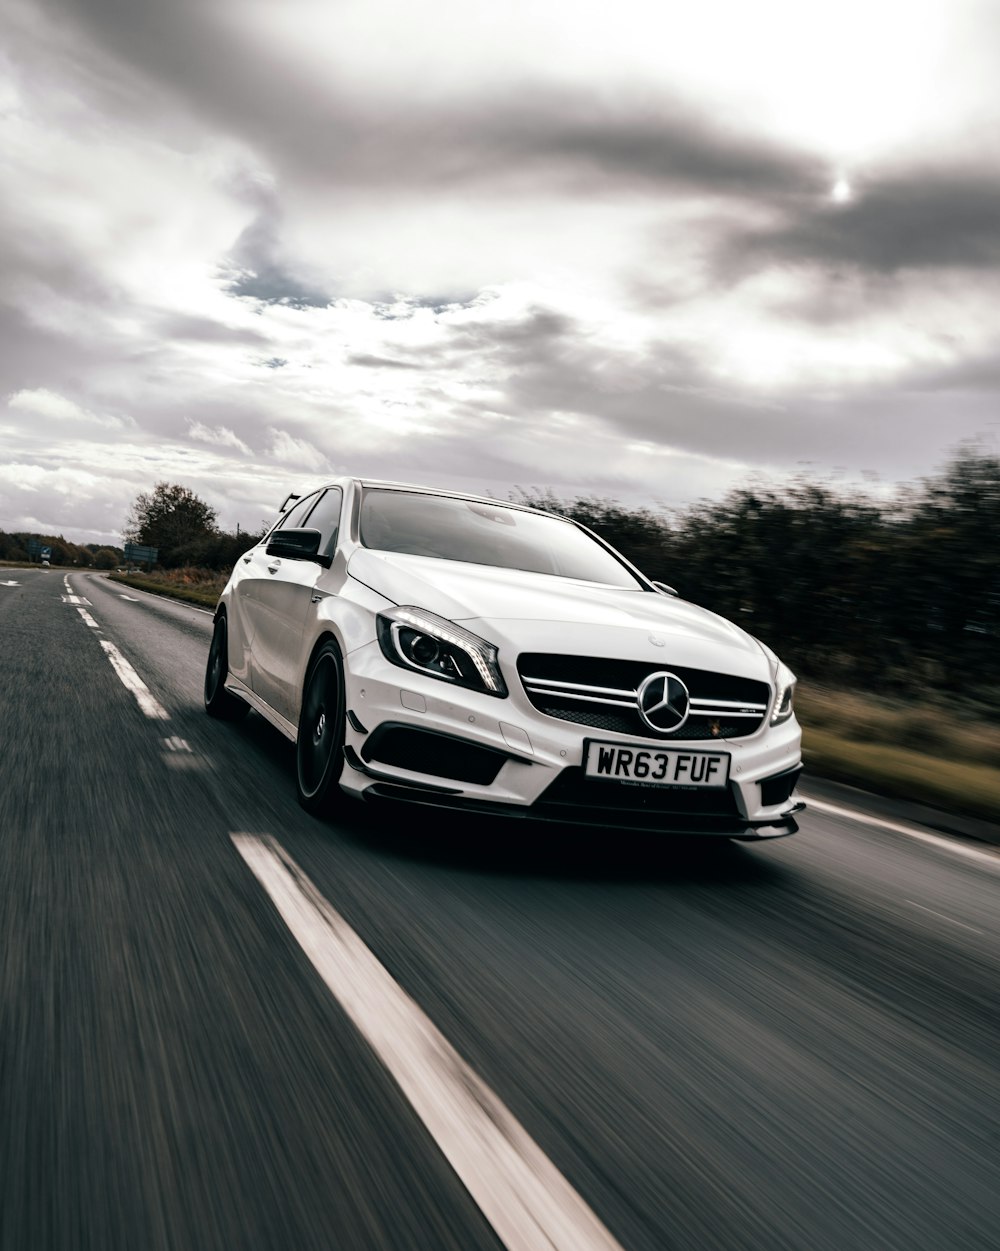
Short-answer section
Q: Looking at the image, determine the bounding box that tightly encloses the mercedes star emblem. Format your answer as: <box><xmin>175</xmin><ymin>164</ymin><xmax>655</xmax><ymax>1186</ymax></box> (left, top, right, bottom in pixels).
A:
<box><xmin>636</xmin><ymin>670</ymin><xmax>691</xmax><ymax>733</ymax></box>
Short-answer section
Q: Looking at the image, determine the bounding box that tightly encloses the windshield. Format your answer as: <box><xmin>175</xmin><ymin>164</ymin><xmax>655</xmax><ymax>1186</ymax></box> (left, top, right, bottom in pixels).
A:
<box><xmin>359</xmin><ymin>490</ymin><xmax>644</xmax><ymax>588</ymax></box>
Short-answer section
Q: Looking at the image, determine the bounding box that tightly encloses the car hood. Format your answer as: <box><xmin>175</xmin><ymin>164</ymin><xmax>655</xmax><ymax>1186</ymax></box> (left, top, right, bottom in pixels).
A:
<box><xmin>348</xmin><ymin>549</ymin><xmax>771</xmax><ymax>678</ymax></box>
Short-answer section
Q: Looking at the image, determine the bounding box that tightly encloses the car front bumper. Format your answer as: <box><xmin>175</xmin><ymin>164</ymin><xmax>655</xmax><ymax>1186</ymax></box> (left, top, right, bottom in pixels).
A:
<box><xmin>338</xmin><ymin>640</ymin><xmax>805</xmax><ymax>838</ymax></box>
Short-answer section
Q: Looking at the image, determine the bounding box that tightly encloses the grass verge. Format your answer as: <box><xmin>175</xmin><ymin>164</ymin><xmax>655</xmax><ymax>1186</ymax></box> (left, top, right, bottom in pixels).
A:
<box><xmin>797</xmin><ymin>683</ymin><xmax>1000</xmax><ymax>826</ymax></box>
<box><xmin>108</xmin><ymin>570</ymin><xmax>222</xmax><ymax>609</ymax></box>
<box><xmin>801</xmin><ymin>727</ymin><xmax>1000</xmax><ymax>825</ymax></box>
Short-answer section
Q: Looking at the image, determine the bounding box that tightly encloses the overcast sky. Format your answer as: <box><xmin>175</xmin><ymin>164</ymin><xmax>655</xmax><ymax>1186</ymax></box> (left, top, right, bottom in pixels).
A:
<box><xmin>3</xmin><ymin>0</ymin><xmax>999</xmax><ymax>543</ymax></box>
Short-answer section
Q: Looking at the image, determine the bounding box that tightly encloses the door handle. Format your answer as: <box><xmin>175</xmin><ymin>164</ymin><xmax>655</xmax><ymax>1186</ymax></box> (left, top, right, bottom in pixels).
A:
<box><xmin>242</xmin><ymin>555</ymin><xmax>252</xmax><ymax>564</ymax></box>
<box><xmin>267</xmin><ymin>561</ymin><xmax>280</xmax><ymax>574</ymax></box>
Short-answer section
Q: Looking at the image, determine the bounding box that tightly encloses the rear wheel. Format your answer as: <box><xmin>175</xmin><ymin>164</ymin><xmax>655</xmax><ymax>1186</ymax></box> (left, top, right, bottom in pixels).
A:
<box><xmin>204</xmin><ymin>614</ymin><xmax>249</xmax><ymax>721</ymax></box>
<box><xmin>296</xmin><ymin>641</ymin><xmax>347</xmax><ymax>815</ymax></box>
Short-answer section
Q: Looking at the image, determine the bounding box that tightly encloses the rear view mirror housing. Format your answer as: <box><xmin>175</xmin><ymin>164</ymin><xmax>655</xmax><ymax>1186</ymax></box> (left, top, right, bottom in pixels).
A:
<box><xmin>265</xmin><ymin>527</ymin><xmax>331</xmax><ymax>567</ymax></box>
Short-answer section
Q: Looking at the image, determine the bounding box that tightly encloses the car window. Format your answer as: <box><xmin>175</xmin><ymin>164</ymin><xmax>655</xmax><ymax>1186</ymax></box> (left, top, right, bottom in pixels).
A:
<box><xmin>274</xmin><ymin>492</ymin><xmax>320</xmax><ymax>533</ymax></box>
<box><xmin>302</xmin><ymin>487</ymin><xmax>343</xmax><ymax>556</ymax></box>
<box><xmin>359</xmin><ymin>490</ymin><xmax>643</xmax><ymax>587</ymax></box>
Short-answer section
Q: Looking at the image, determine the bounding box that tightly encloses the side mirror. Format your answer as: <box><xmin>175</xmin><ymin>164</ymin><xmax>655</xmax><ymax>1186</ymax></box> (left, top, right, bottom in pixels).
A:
<box><xmin>265</xmin><ymin>527</ymin><xmax>331</xmax><ymax>566</ymax></box>
<box><xmin>652</xmin><ymin>581</ymin><xmax>679</xmax><ymax>597</ymax></box>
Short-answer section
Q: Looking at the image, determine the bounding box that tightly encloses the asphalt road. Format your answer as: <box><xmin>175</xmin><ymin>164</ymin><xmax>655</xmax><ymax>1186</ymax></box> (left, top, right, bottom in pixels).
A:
<box><xmin>2</xmin><ymin>567</ymin><xmax>998</xmax><ymax>1251</ymax></box>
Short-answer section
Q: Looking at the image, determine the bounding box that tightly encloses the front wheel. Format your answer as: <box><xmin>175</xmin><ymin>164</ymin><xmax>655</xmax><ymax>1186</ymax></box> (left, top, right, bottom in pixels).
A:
<box><xmin>296</xmin><ymin>641</ymin><xmax>347</xmax><ymax>815</ymax></box>
<box><xmin>204</xmin><ymin>614</ymin><xmax>249</xmax><ymax>721</ymax></box>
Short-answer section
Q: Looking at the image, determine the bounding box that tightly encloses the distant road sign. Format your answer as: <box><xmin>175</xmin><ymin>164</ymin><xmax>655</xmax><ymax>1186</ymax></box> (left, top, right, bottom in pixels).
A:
<box><xmin>40</xmin><ymin>546</ymin><xmax>51</xmax><ymax>559</ymax></box>
<box><xmin>124</xmin><ymin>542</ymin><xmax>158</xmax><ymax>566</ymax></box>
<box><xmin>27</xmin><ymin>538</ymin><xmax>44</xmax><ymax>558</ymax></box>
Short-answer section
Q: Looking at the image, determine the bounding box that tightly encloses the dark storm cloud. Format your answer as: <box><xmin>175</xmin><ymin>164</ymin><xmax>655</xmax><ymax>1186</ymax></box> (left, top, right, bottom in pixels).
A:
<box><xmin>468</xmin><ymin>106</ymin><xmax>813</xmax><ymax>196</ymax></box>
<box><xmin>727</xmin><ymin>170</ymin><xmax>1000</xmax><ymax>273</ymax></box>
<box><xmin>346</xmin><ymin>354</ymin><xmax>425</xmax><ymax>370</ymax></box>
<box><xmin>39</xmin><ymin>0</ymin><xmax>814</xmax><ymax>200</ymax></box>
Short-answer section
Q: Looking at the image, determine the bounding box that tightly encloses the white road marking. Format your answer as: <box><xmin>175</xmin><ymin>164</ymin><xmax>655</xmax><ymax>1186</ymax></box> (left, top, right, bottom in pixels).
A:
<box><xmin>163</xmin><ymin>736</ymin><xmax>192</xmax><ymax>752</ymax></box>
<box><xmin>0</xmin><ymin>579</ymin><xmax>19</xmax><ymax>587</ymax></box>
<box><xmin>805</xmin><ymin>797</ymin><xmax>1000</xmax><ymax>868</ymax></box>
<box><xmin>62</xmin><ymin>594</ymin><xmax>92</xmax><ymax>606</ymax></box>
<box><xmin>98</xmin><ymin>640</ymin><xmax>170</xmax><ymax>720</ymax></box>
<box><xmin>232</xmin><ymin>834</ymin><xmax>626</xmax><ymax>1251</ymax></box>
<box><xmin>119</xmin><ymin>595</ymin><xmax>140</xmax><ymax>601</ymax></box>
<box><xmin>905</xmin><ymin>901</ymin><xmax>985</xmax><ymax>934</ymax></box>
<box><xmin>76</xmin><ymin>607</ymin><xmax>100</xmax><ymax>628</ymax></box>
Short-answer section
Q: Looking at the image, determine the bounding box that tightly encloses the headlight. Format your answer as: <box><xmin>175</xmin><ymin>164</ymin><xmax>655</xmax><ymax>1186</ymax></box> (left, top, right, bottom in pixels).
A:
<box><xmin>376</xmin><ymin>606</ymin><xmax>508</xmax><ymax>698</ymax></box>
<box><xmin>770</xmin><ymin>663</ymin><xmax>797</xmax><ymax>725</ymax></box>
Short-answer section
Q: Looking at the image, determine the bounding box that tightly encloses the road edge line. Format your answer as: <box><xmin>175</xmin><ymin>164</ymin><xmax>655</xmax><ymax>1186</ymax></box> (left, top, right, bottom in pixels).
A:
<box><xmin>805</xmin><ymin>797</ymin><xmax>1000</xmax><ymax>868</ymax></box>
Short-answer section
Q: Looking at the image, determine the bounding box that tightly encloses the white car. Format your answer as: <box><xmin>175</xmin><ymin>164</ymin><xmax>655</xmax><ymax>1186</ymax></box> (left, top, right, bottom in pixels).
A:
<box><xmin>205</xmin><ymin>479</ymin><xmax>804</xmax><ymax>838</ymax></box>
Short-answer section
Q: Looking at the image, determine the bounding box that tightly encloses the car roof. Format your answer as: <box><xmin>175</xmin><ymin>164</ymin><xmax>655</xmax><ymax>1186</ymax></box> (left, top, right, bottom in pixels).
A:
<box><xmin>302</xmin><ymin>477</ymin><xmax>571</xmax><ymax>521</ymax></box>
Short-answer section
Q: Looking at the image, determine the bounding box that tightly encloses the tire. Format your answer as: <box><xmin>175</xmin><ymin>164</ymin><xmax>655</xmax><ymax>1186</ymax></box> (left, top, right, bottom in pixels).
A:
<box><xmin>296</xmin><ymin>640</ymin><xmax>347</xmax><ymax>815</ymax></box>
<box><xmin>204</xmin><ymin>614</ymin><xmax>249</xmax><ymax>721</ymax></box>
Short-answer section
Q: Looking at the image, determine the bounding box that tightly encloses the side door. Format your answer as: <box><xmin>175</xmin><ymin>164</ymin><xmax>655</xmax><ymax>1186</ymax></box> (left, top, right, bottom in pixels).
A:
<box><xmin>224</xmin><ymin>540</ymin><xmax>267</xmax><ymax>686</ymax></box>
<box><xmin>241</xmin><ymin>492</ymin><xmax>320</xmax><ymax>707</ymax></box>
<box><xmin>249</xmin><ymin>487</ymin><xmax>344</xmax><ymax>723</ymax></box>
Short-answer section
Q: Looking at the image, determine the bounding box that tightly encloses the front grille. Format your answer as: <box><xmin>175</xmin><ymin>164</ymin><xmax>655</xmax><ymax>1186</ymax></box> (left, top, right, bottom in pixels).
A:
<box><xmin>533</xmin><ymin>767</ymin><xmax>743</xmax><ymax>832</ymax></box>
<box><xmin>518</xmin><ymin>654</ymin><xmax>770</xmax><ymax>740</ymax></box>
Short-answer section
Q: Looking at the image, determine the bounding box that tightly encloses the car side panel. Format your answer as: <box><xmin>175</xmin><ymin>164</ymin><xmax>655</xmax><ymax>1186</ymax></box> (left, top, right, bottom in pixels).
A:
<box><xmin>223</xmin><ymin>548</ymin><xmax>263</xmax><ymax>685</ymax></box>
<box><xmin>247</xmin><ymin>557</ymin><xmax>324</xmax><ymax>723</ymax></box>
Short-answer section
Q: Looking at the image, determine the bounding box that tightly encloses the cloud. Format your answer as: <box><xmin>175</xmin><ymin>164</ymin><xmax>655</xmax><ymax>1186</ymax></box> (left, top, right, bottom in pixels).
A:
<box><xmin>187</xmin><ymin>420</ymin><xmax>252</xmax><ymax>455</ymax></box>
<box><xmin>267</xmin><ymin>427</ymin><xmax>332</xmax><ymax>469</ymax></box>
<box><xmin>8</xmin><ymin>387</ymin><xmax>132</xmax><ymax>429</ymax></box>
<box><xmin>346</xmin><ymin>353</ymin><xmax>425</xmax><ymax>371</ymax></box>
<box><xmin>727</xmin><ymin>168</ymin><xmax>1000</xmax><ymax>273</ymax></box>
<box><xmin>0</xmin><ymin>460</ymin><xmax>108</xmax><ymax>496</ymax></box>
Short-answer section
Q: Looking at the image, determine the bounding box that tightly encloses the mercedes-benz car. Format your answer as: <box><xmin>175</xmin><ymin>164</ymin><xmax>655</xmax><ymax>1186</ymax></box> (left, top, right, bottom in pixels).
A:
<box><xmin>204</xmin><ymin>479</ymin><xmax>804</xmax><ymax>838</ymax></box>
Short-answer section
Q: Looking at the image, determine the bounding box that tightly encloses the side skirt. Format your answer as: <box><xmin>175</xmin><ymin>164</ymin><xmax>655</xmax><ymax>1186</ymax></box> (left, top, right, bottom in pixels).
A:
<box><xmin>225</xmin><ymin>678</ymin><xmax>298</xmax><ymax>743</ymax></box>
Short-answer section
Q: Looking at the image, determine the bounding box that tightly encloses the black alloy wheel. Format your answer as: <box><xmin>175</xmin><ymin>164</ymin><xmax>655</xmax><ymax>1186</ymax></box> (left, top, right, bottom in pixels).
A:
<box><xmin>296</xmin><ymin>640</ymin><xmax>347</xmax><ymax>815</ymax></box>
<box><xmin>204</xmin><ymin>614</ymin><xmax>249</xmax><ymax>721</ymax></box>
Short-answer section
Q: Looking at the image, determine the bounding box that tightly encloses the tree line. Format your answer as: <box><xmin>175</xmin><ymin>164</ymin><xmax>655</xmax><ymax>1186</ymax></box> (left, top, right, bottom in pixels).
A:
<box><xmin>0</xmin><ymin>531</ymin><xmax>123</xmax><ymax>568</ymax></box>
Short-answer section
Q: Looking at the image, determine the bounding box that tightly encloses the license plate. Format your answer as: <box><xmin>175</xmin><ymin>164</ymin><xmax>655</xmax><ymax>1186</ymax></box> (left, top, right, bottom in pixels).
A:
<box><xmin>584</xmin><ymin>741</ymin><xmax>730</xmax><ymax>788</ymax></box>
